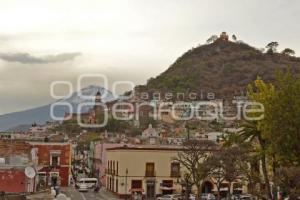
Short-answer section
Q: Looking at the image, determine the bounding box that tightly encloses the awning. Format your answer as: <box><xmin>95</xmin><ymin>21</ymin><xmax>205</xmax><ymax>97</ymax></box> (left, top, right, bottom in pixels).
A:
<box><xmin>212</xmin><ymin>188</ymin><xmax>228</xmax><ymax>192</ymax></box>
<box><xmin>129</xmin><ymin>188</ymin><xmax>144</xmax><ymax>192</ymax></box>
<box><xmin>160</xmin><ymin>187</ymin><xmax>174</xmax><ymax>190</ymax></box>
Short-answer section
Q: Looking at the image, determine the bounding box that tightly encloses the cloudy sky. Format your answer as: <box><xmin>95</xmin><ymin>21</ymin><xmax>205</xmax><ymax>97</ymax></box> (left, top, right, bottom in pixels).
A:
<box><xmin>0</xmin><ymin>0</ymin><xmax>299</xmax><ymax>115</ymax></box>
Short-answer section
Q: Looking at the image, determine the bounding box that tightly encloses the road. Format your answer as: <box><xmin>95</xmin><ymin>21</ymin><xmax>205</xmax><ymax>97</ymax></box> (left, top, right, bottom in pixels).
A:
<box><xmin>61</xmin><ymin>186</ymin><xmax>120</xmax><ymax>200</ymax></box>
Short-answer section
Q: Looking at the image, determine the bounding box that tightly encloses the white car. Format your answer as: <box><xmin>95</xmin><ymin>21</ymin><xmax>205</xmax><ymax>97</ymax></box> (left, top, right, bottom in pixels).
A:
<box><xmin>78</xmin><ymin>183</ymin><xmax>88</xmax><ymax>192</ymax></box>
<box><xmin>189</xmin><ymin>194</ymin><xmax>196</xmax><ymax>200</ymax></box>
<box><xmin>201</xmin><ymin>193</ymin><xmax>216</xmax><ymax>200</ymax></box>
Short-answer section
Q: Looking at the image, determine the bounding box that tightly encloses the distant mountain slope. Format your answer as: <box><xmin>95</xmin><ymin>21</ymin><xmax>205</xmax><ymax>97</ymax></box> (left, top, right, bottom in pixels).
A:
<box><xmin>137</xmin><ymin>40</ymin><xmax>300</xmax><ymax>99</ymax></box>
<box><xmin>0</xmin><ymin>85</ymin><xmax>117</xmax><ymax>131</ymax></box>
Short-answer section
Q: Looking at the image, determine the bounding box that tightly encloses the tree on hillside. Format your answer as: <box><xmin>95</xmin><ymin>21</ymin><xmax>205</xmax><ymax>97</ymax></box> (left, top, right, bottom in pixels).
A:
<box><xmin>174</xmin><ymin>140</ymin><xmax>217</xmax><ymax>200</ymax></box>
<box><xmin>281</xmin><ymin>48</ymin><xmax>295</xmax><ymax>56</ymax></box>
<box><xmin>232</xmin><ymin>34</ymin><xmax>237</xmax><ymax>42</ymax></box>
<box><xmin>266</xmin><ymin>41</ymin><xmax>279</xmax><ymax>54</ymax></box>
<box><xmin>206</xmin><ymin>35</ymin><xmax>218</xmax><ymax>44</ymax></box>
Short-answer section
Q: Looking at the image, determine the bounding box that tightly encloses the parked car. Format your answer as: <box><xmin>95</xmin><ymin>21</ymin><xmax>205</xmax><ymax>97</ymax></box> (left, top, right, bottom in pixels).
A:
<box><xmin>78</xmin><ymin>178</ymin><xmax>98</xmax><ymax>189</ymax></box>
<box><xmin>201</xmin><ymin>193</ymin><xmax>216</xmax><ymax>200</ymax></box>
<box><xmin>231</xmin><ymin>194</ymin><xmax>256</xmax><ymax>200</ymax></box>
<box><xmin>173</xmin><ymin>194</ymin><xmax>183</xmax><ymax>200</ymax></box>
<box><xmin>157</xmin><ymin>194</ymin><xmax>180</xmax><ymax>200</ymax></box>
<box><xmin>78</xmin><ymin>183</ymin><xmax>88</xmax><ymax>192</ymax></box>
<box><xmin>189</xmin><ymin>194</ymin><xmax>196</xmax><ymax>200</ymax></box>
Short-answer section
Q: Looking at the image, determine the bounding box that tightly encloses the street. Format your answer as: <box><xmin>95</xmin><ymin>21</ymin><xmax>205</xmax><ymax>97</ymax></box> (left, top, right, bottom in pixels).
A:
<box><xmin>61</xmin><ymin>187</ymin><xmax>120</xmax><ymax>200</ymax></box>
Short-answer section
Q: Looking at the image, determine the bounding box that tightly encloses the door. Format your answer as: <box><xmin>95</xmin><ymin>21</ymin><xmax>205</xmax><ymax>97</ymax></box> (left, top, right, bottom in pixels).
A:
<box><xmin>146</xmin><ymin>181</ymin><xmax>155</xmax><ymax>200</ymax></box>
<box><xmin>145</xmin><ymin>163</ymin><xmax>155</xmax><ymax>177</ymax></box>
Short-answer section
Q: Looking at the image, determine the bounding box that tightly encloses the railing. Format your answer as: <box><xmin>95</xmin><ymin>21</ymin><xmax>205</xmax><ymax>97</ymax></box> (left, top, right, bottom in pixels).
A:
<box><xmin>170</xmin><ymin>171</ymin><xmax>180</xmax><ymax>177</ymax></box>
<box><xmin>145</xmin><ymin>170</ymin><xmax>156</xmax><ymax>177</ymax></box>
<box><xmin>50</xmin><ymin>163</ymin><xmax>60</xmax><ymax>167</ymax></box>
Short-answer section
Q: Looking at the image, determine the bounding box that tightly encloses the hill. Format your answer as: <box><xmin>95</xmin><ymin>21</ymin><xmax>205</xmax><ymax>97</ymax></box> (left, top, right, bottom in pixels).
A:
<box><xmin>137</xmin><ymin>38</ymin><xmax>300</xmax><ymax>99</ymax></box>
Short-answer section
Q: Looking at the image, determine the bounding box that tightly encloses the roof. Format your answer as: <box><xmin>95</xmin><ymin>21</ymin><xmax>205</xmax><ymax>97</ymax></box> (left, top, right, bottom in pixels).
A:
<box><xmin>107</xmin><ymin>144</ymin><xmax>220</xmax><ymax>152</ymax></box>
<box><xmin>0</xmin><ymin>140</ymin><xmax>32</xmax><ymax>156</ymax></box>
<box><xmin>142</xmin><ymin>124</ymin><xmax>158</xmax><ymax>136</ymax></box>
<box><xmin>28</xmin><ymin>141</ymin><xmax>70</xmax><ymax>145</ymax></box>
<box><xmin>107</xmin><ymin>145</ymin><xmax>184</xmax><ymax>151</ymax></box>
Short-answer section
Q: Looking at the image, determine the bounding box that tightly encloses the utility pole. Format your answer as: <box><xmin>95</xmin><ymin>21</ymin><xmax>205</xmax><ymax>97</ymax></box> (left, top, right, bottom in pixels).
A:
<box><xmin>125</xmin><ymin>168</ymin><xmax>128</xmax><ymax>200</ymax></box>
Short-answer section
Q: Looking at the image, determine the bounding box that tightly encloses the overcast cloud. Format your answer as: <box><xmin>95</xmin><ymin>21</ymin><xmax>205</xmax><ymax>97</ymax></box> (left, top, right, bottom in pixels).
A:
<box><xmin>0</xmin><ymin>52</ymin><xmax>81</xmax><ymax>64</ymax></box>
<box><xmin>0</xmin><ymin>0</ymin><xmax>300</xmax><ymax>115</ymax></box>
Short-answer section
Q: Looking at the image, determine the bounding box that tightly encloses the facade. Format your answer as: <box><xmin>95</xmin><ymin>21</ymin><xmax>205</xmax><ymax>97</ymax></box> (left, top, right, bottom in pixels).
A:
<box><xmin>29</xmin><ymin>142</ymin><xmax>72</xmax><ymax>187</ymax></box>
<box><xmin>106</xmin><ymin>145</ymin><xmax>248</xmax><ymax>199</ymax></box>
<box><xmin>105</xmin><ymin>145</ymin><xmax>186</xmax><ymax>199</ymax></box>
<box><xmin>93</xmin><ymin>143</ymin><xmax>123</xmax><ymax>186</ymax></box>
<box><xmin>0</xmin><ymin>140</ymin><xmax>37</xmax><ymax>193</ymax></box>
<box><xmin>142</xmin><ymin>124</ymin><xmax>159</xmax><ymax>138</ymax></box>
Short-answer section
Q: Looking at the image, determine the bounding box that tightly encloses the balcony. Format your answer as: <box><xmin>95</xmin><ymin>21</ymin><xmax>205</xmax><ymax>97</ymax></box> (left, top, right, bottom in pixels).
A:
<box><xmin>170</xmin><ymin>171</ymin><xmax>180</xmax><ymax>178</ymax></box>
<box><xmin>145</xmin><ymin>170</ymin><xmax>156</xmax><ymax>177</ymax></box>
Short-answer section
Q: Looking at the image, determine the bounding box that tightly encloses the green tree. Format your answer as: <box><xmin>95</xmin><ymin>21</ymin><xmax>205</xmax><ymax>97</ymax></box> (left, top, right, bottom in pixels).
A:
<box><xmin>236</xmin><ymin>77</ymin><xmax>276</xmax><ymax>199</ymax></box>
<box><xmin>263</xmin><ymin>72</ymin><xmax>300</xmax><ymax>166</ymax></box>
<box><xmin>206</xmin><ymin>35</ymin><xmax>218</xmax><ymax>44</ymax></box>
<box><xmin>274</xmin><ymin>167</ymin><xmax>300</xmax><ymax>199</ymax></box>
<box><xmin>281</xmin><ymin>48</ymin><xmax>295</xmax><ymax>56</ymax></box>
<box><xmin>232</xmin><ymin>34</ymin><xmax>237</xmax><ymax>41</ymax></box>
<box><xmin>266</xmin><ymin>41</ymin><xmax>279</xmax><ymax>54</ymax></box>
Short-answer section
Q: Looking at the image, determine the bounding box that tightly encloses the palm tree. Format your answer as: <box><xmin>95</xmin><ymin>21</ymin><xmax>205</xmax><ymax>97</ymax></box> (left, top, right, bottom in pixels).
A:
<box><xmin>233</xmin><ymin>121</ymin><xmax>272</xmax><ymax>199</ymax></box>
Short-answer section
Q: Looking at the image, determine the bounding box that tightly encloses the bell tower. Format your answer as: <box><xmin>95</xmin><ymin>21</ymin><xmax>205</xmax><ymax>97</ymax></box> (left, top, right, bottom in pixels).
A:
<box><xmin>95</xmin><ymin>90</ymin><xmax>101</xmax><ymax>103</ymax></box>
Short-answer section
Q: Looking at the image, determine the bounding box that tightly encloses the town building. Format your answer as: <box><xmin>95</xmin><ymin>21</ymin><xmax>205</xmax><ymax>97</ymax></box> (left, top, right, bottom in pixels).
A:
<box><xmin>105</xmin><ymin>145</ymin><xmax>185</xmax><ymax>199</ymax></box>
<box><xmin>64</xmin><ymin>91</ymin><xmax>106</xmax><ymax>125</ymax></box>
<box><xmin>105</xmin><ymin>145</ymin><xmax>248</xmax><ymax>199</ymax></box>
<box><xmin>0</xmin><ymin>140</ymin><xmax>37</xmax><ymax>193</ymax></box>
<box><xmin>93</xmin><ymin>142</ymin><xmax>124</xmax><ymax>186</ymax></box>
<box><xmin>29</xmin><ymin>141</ymin><xmax>72</xmax><ymax>187</ymax></box>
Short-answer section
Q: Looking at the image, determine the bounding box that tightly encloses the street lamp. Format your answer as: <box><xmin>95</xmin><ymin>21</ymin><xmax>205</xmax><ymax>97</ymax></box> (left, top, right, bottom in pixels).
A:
<box><xmin>125</xmin><ymin>168</ymin><xmax>128</xmax><ymax>200</ymax></box>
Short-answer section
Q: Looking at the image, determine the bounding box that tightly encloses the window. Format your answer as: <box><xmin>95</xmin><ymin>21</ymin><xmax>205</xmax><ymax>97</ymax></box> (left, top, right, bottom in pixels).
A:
<box><xmin>131</xmin><ymin>180</ymin><xmax>142</xmax><ymax>189</ymax></box>
<box><xmin>116</xmin><ymin>179</ymin><xmax>118</xmax><ymax>193</ymax></box>
<box><xmin>113</xmin><ymin>161</ymin><xmax>115</xmax><ymax>174</ymax></box>
<box><xmin>162</xmin><ymin>180</ymin><xmax>173</xmax><ymax>187</ymax></box>
<box><xmin>38</xmin><ymin>172</ymin><xmax>47</xmax><ymax>186</ymax></box>
<box><xmin>145</xmin><ymin>163</ymin><xmax>155</xmax><ymax>177</ymax></box>
<box><xmin>171</xmin><ymin>162</ymin><xmax>180</xmax><ymax>177</ymax></box>
<box><xmin>50</xmin><ymin>151</ymin><xmax>61</xmax><ymax>166</ymax></box>
<box><xmin>51</xmin><ymin>155</ymin><xmax>59</xmax><ymax>166</ymax></box>
<box><xmin>0</xmin><ymin>158</ymin><xmax>5</xmax><ymax>165</ymax></box>
<box><xmin>116</xmin><ymin>161</ymin><xmax>119</xmax><ymax>175</ymax></box>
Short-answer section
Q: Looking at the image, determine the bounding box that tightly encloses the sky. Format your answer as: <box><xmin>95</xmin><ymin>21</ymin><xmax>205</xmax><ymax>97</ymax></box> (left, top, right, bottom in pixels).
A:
<box><xmin>0</xmin><ymin>0</ymin><xmax>300</xmax><ymax>115</ymax></box>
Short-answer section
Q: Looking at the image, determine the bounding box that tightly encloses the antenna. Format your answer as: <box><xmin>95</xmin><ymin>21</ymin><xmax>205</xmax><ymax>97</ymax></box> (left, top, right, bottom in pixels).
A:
<box><xmin>25</xmin><ymin>166</ymin><xmax>36</xmax><ymax>179</ymax></box>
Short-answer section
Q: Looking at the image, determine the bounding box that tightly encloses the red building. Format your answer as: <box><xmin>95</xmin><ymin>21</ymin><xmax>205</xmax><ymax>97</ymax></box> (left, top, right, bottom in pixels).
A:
<box><xmin>0</xmin><ymin>140</ymin><xmax>36</xmax><ymax>193</ymax></box>
<box><xmin>29</xmin><ymin>142</ymin><xmax>71</xmax><ymax>187</ymax></box>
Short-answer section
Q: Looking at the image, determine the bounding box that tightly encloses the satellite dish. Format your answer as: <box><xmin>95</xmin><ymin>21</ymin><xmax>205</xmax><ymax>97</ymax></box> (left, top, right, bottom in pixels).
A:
<box><xmin>25</xmin><ymin>167</ymin><xmax>36</xmax><ymax>178</ymax></box>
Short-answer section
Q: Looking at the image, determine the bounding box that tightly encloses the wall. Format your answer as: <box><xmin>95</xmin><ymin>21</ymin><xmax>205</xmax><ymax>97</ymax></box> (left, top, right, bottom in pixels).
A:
<box><xmin>0</xmin><ymin>170</ymin><xmax>27</xmax><ymax>193</ymax></box>
<box><xmin>93</xmin><ymin>143</ymin><xmax>123</xmax><ymax>186</ymax></box>
<box><xmin>106</xmin><ymin>148</ymin><xmax>183</xmax><ymax>197</ymax></box>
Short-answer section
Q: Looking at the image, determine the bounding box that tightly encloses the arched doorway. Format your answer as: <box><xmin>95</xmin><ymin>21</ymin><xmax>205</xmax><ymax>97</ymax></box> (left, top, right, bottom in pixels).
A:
<box><xmin>202</xmin><ymin>181</ymin><xmax>213</xmax><ymax>193</ymax></box>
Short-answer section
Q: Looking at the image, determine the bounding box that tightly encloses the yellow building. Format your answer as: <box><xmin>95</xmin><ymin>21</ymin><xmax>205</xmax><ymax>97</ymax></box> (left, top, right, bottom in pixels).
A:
<box><xmin>106</xmin><ymin>145</ymin><xmax>224</xmax><ymax>199</ymax></box>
